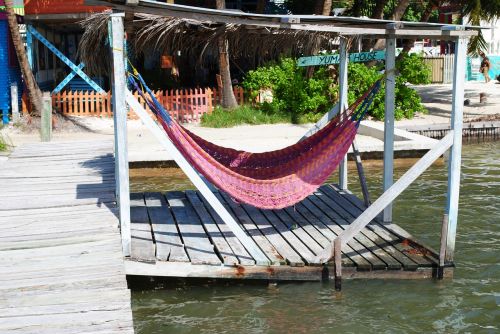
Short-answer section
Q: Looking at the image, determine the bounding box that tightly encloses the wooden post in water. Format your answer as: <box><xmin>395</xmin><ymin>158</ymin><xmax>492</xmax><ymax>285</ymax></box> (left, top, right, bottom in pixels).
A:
<box><xmin>383</xmin><ymin>33</ymin><xmax>396</xmax><ymax>223</ymax></box>
<box><xmin>40</xmin><ymin>92</ymin><xmax>52</xmax><ymax>142</ymax></box>
<box><xmin>444</xmin><ymin>35</ymin><xmax>467</xmax><ymax>263</ymax></box>
<box><xmin>11</xmin><ymin>82</ymin><xmax>19</xmax><ymax>123</ymax></box>
<box><xmin>110</xmin><ymin>13</ymin><xmax>131</xmax><ymax>257</ymax></box>
<box><xmin>338</xmin><ymin>38</ymin><xmax>349</xmax><ymax>190</ymax></box>
<box><xmin>438</xmin><ymin>213</ymin><xmax>449</xmax><ymax>279</ymax></box>
<box><xmin>334</xmin><ymin>238</ymin><xmax>342</xmax><ymax>291</ymax></box>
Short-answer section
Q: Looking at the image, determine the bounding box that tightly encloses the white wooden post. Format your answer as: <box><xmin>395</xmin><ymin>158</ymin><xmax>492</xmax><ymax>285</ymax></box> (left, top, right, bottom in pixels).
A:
<box><xmin>444</xmin><ymin>36</ymin><xmax>467</xmax><ymax>263</ymax></box>
<box><xmin>338</xmin><ymin>38</ymin><xmax>349</xmax><ymax>190</ymax></box>
<box><xmin>110</xmin><ymin>13</ymin><xmax>131</xmax><ymax>257</ymax></box>
<box><xmin>383</xmin><ymin>36</ymin><xmax>396</xmax><ymax>223</ymax></box>
<box><xmin>11</xmin><ymin>83</ymin><xmax>19</xmax><ymax>123</ymax></box>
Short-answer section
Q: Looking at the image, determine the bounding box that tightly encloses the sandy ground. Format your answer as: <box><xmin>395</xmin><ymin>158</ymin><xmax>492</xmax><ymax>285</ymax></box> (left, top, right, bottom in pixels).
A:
<box><xmin>400</xmin><ymin>81</ymin><xmax>500</xmax><ymax>127</ymax></box>
<box><xmin>1</xmin><ymin>81</ymin><xmax>497</xmax><ymax>161</ymax></box>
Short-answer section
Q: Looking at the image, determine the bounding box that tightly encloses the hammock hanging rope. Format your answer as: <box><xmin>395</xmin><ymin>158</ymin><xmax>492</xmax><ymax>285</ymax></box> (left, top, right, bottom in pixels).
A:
<box><xmin>128</xmin><ymin>69</ymin><xmax>381</xmax><ymax>209</ymax></box>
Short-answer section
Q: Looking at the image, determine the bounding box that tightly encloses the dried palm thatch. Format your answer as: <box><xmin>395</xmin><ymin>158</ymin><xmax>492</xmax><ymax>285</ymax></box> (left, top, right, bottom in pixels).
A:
<box><xmin>78</xmin><ymin>11</ymin><xmax>351</xmax><ymax>76</ymax></box>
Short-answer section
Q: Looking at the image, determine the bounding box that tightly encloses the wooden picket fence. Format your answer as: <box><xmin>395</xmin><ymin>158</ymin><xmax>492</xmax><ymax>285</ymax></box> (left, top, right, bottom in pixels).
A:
<box><xmin>25</xmin><ymin>87</ymin><xmax>245</xmax><ymax>123</ymax></box>
<box><xmin>423</xmin><ymin>55</ymin><xmax>454</xmax><ymax>84</ymax></box>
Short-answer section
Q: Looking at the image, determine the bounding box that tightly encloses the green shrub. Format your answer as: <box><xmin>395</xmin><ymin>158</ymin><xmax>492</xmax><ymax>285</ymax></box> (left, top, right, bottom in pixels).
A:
<box><xmin>348</xmin><ymin>53</ymin><xmax>430</xmax><ymax>120</ymax></box>
<box><xmin>242</xmin><ymin>58</ymin><xmax>334</xmax><ymax>123</ymax></box>
<box><xmin>200</xmin><ymin>105</ymin><xmax>290</xmax><ymax>128</ymax></box>
<box><xmin>241</xmin><ymin>54</ymin><xmax>430</xmax><ymax>123</ymax></box>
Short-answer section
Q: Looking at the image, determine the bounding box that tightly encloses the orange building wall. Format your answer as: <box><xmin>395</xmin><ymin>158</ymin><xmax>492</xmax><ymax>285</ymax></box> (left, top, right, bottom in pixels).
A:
<box><xmin>25</xmin><ymin>0</ymin><xmax>109</xmax><ymax>15</ymax></box>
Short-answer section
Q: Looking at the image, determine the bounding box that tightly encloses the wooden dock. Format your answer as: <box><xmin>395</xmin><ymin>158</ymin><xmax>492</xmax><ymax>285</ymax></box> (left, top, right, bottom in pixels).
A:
<box><xmin>0</xmin><ymin>141</ymin><xmax>134</xmax><ymax>333</ymax></box>
<box><xmin>126</xmin><ymin>186</ymin><xmax>449</xmax><ymax>281</ymax></box>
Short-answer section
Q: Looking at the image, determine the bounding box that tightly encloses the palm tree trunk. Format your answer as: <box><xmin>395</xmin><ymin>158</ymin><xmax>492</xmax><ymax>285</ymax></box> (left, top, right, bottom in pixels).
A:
<box><xmin>322</xmin><ymin>0</ymin><xmax>332</xmax><ymax>15</ymax></box>
<box><xmin>215</xmin><ymin>0</ymin><xmax>238</xmax><ymax>108</ymax></box>
<box><xmin>314</xmin><ymin>1</ymin><xmax>325</xmax><ymax>15</ymax></box>
<box><xmin>372</xmin><ymin>0</ymin><xmax>410</xmax><ymax>50</ymax></box>
<box><xmin>256</xmin><ymin>0</ymin><xmax>266</xmax><ymax>14</ymax></box>
<box><xmin>5</xmin><ymin>0</ymin><xmax>42</xmax><ymax>116</ymax></box>
<box><xmin>362</xmin><ymin>0</ymin><xmax>389</xmax><ymax>51</ymax></box>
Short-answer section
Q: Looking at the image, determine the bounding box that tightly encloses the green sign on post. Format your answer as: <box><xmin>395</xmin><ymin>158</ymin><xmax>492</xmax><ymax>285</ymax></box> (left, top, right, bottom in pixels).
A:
<box><xmin>298</xmin><ymin>51</ymin><xmax>386</xmax><ymax>67</ymax></box>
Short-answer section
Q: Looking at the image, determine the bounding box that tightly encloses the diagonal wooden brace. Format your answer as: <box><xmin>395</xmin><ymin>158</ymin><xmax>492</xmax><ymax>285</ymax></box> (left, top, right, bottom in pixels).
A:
<box><xmin>314</xmin><ymin>132</ymin><xmax>454</xmax><ymax>264</ymax></box>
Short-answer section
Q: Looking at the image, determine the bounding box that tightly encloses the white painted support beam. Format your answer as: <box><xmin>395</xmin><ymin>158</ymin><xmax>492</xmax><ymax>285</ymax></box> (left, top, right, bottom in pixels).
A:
<box><xmin>315</xmin><ymin>132</ymin><xmax>454</xmax><ymax>263</ymax></box>
<box><xmin>383</xmin><ymin>36</ymin><xmax>396</xmax><ymax>223</ymax></box>
<box><xmin>110</xmin><ymin>13</ymin><xmax>131</xmax><ymax>257</ymax></box>
<box><xmin>338</xmin><ymin>38</ymin><xmax>349</xmax><ymax>190</ymax></box>
<box><xmin>125</xmin><ymin>91</ymin><xmax>270</xmax><ymax>266</ymax></box>
<box><xmin>444</xmin><ymin>36</ymin><xmax>468</xmax><ymax>263</ymax></box>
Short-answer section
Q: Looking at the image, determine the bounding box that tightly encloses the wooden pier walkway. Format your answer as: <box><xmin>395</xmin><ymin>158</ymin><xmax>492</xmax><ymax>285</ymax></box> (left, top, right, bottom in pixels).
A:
<box><xmin>0</xmin><ymin>141</ymin><xmax>134</xmax><ymax>333</ymax></box>
<box><xmin>126</xmin><ymin>186</ymin><xmax>446</xmax><ymax>281</ymax></box>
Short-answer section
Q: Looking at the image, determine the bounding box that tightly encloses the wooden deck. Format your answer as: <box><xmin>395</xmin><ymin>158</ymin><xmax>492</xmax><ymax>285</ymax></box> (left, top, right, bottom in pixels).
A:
<box><xmin>126</xmin><ymin>186</ymin><xmax>450</xmax><ymax>281</ymax></box>
<box><xmin>0</xmin><ymin>141</ymin><xmax>134</xmax><ymax>333</ymax></box>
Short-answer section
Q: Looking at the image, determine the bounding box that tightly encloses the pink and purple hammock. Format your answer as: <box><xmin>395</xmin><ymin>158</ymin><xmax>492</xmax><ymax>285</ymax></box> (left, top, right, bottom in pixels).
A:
<box><xmin>128</xmin><ymin>73</ymin><xmax>380</xmax><ymax>209</ymax></box>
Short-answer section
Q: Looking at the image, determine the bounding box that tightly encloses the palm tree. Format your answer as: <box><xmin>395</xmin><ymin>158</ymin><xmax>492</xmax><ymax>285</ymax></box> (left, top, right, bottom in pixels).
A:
<box><xmin>215</xmin><ymin>0</ymin><xmax>238</xmax><ymax>108</ymax></box>
<box><xmin>314</xmin><ymin>0</ymin><xmax>332</xmax><ymax>15</ymax></box>
<box><xmin>460</xmin><ymin>0</ymin><xmax>500</xmax><ymax>54</ymax></box>
<box><xmin>5</xmin><ymin>0</ymin><xmax>42</xmax><ymax>116</ymax></box>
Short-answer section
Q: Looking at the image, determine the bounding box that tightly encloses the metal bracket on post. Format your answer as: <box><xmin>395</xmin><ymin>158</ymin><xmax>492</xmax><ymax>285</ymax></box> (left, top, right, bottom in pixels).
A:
<box><xmin>338</xmin><ymin>38</ymin><xmax>349</xmax><ymax>190</ymax></box>
<box><xmin>110</xmin><ymin>13</ymin><xmax>131</xmax><ymax>257</ymax></box>
<box><xmin>383</xmin><ymin>35</ymin><xmax>396</xmax><ymax>223</ymax></box>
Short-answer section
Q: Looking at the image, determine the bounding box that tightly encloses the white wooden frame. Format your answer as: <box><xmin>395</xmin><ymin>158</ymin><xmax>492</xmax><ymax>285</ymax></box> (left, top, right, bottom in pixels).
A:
<box><xmin>110</xmin><ymin>13</ymin><xmax>131</xmax><ymax>257</ymax></box>
<box><xmin>338</xmin><ymin>39</ymin><xmax>349</xmax><ymax>190</ymax></box>
<box><xmin>383</xmin><ymin>35</ymin><xmax>396</xmax><ymax>222</ymax></box>
<box><xmin>104</xmin><ymin>4</ymin><xmax>471</xmax><ymax>280</ymax></box>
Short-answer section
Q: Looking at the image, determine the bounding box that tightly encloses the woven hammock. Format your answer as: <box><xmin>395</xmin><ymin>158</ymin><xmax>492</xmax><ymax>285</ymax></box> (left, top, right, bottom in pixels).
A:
<box><xmin>129</xmin><ymin>72</ymin><xmax>380</xmax><ymax>209</ymax></box>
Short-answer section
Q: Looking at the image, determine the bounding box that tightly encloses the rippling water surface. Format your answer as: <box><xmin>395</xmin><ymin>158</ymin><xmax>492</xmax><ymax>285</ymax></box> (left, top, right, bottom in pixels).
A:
<box><xmin>130</xmin><ymin>142</ymin><xmax>499</xmax><ymax>334</ymax></box>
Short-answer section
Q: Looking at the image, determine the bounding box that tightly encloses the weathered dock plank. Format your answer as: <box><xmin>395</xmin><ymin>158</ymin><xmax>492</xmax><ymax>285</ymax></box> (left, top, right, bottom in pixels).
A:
<box><xmin>185</xmin><ymin>190</ymin><xmax>240</xmax><ymax>265</ymax></box>
<box><xmin>130</xmin><ymin>193</ymin><xmax>156</xmax><ymax>263</ymax></box>
<box><xmin>197</xmin><ymin>192</ymin><xmax>255</xmax><ymax>265</ymax></box>
<box><xmin>0</xmin><ymin>140</ymin><xmax>134</xmax><ymax>333</ymax></box>
<box><xmin>144</xmin><ymin>192</ymin><xmax>189</xmax><ymax>262</ymax></box>
<box><xmin>166</xmin><ymin>191</ymin><xmax>222</xmax><ymax>265</ymax></box>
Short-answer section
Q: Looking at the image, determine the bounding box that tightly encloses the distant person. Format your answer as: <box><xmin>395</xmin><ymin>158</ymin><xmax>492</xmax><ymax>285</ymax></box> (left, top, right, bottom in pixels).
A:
<box><xmin>479</xmin><ymin>51</ymin><xmax>491</xmax><ymax>83</ymax></box>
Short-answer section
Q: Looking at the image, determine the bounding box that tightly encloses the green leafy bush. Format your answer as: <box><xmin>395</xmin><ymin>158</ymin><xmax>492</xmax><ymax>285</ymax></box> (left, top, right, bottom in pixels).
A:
<box><xmin>238</xmin><ymin>53</ymin><xmax>431</xmax><ymax>124</ymax></box>
<box><xmin>200</xmin><ymin>105</ymin><xmax>290</xmax><ymax>128</ymax></box>
<box><xmin>242</xmin><ymin>58</ymin><xmax>334</xmax><ymax>123</ymax></box>
<box><xmin>347</xmin><ymin>53</ymin><xmax>431</xmax><ymax>120</ymax></box>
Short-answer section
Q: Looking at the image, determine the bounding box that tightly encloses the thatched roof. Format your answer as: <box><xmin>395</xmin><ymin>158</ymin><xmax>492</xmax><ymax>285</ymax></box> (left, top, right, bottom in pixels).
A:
<box><xmin>78</xmin><ymin>10</ymin><xmax>346</xmax><ymax>76</ymax></box>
